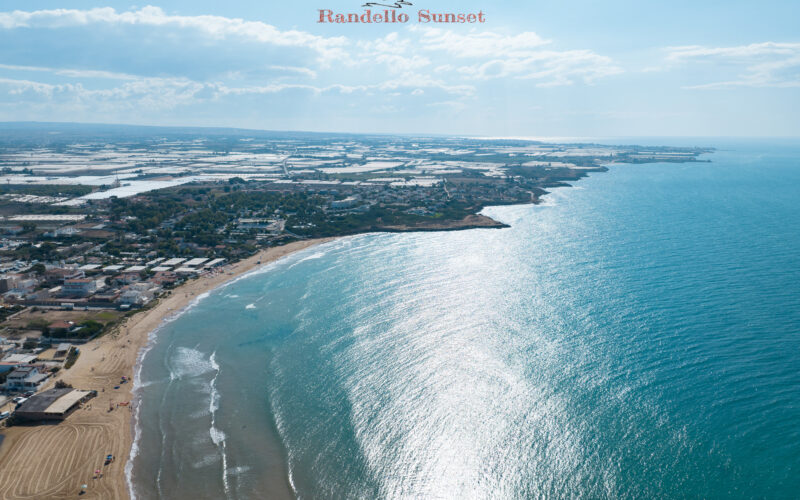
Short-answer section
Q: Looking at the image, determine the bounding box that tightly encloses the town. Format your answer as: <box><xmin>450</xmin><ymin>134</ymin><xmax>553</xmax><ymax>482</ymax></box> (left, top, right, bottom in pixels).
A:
<box><xmin>0</xmin><ymin>123</ymin><xmax>710</xmax><ymax>425</ymax></box>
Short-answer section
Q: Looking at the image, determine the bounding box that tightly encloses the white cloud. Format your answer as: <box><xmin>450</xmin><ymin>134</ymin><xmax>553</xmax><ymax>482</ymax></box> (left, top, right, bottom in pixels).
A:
<box><xmin>416</xmin><ymin>27</ymin><xmax>550</xmax><ymax>58</ymax></box>
<box><xmin>414</xmin><ymin>27</ymin><xmax>621</xmax><ymax>85</ymax></box>
<box><xmin>0</xmin><ymin>63</ymin><xmax>140</xmax><ymax>80</ymax></box>
<box><xmin>0</xmin><ymin>6</ymin><xmax>348</xmax><ymax>60</ymax></box>
<box><xmin>0</xmin><ymin>6</ymin><xmax>621</xmax><ymax>118</ymax></box>
<box><xmin>666</xmin><ymin>42</ymin><xmax>800</xmax><ymax>61</ymax></box>
<box><xmin>665</xmin><ymin>42</ymin><xmax>800</xmax><ymax>88</ymax></box>
<box><xmin>268</xmin><ymin>66</ymin><xmax>318</xmax><ymax>79</ymax></box>
<box><xmin>455</xmin><ymin>49</ymin><xmax>620</xmax><ymax>85</ymax></box>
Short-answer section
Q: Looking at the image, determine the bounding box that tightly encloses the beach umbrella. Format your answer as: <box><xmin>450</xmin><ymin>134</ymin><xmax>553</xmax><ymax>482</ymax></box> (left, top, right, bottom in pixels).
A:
<box><xmin>81</xmin><ymin>484</ymin><xmax>87</xmax><ymax>489</ymax></box>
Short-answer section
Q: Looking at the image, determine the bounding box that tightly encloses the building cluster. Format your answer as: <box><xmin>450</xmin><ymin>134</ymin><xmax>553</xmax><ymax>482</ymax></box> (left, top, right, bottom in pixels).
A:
<box><xmin>0</xmin><ymin>257</ymin><xmax>224</xmax><ymax>310</ymax></box>
<box><xmin>0</xmin><ymin>341</ymin><xmax>73</xmax><ymax>395</ymax></box>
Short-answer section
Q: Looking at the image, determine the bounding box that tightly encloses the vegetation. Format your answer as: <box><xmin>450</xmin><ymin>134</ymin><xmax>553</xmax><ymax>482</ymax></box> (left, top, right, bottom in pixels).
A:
<box><xmin>0</xmin><ymin>184</ymin><xmax>93</xmax><ymax>197</ymax></box>
<box><xmin>64</xmin><ymin>347</ymin><xmax>79</xmax><ymax>369</ymax></box>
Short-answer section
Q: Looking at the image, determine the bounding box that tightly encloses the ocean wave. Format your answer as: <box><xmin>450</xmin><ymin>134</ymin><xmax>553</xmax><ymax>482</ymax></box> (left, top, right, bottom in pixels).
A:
<box><xmin>208</xmin><ymin>351</ymin><xmax>231</xmax><ymax>495</ymax></box>
<box><xmin>288</xmin><ymin>250</ymin><xmax>327</xmax><ymax>269</ymax></box>
<box><xmin>192</xmin><ymin>453</ymin><xmax>221</xmax><ymax>469</ymax></box>
<box><xmin>245</xmin><ymin>303</ymin><xmax>256</xmax><ymax>310</ymax></box>
<box><xmin>169</xmin><ymin>346</ymin><xmax>216</xmax><ymax>380</ymax></box>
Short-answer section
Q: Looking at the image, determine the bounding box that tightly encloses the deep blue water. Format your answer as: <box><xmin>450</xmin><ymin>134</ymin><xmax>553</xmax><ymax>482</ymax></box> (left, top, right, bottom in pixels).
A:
<box><xmin>130</xmin><ymin>140</ymin><xmax>800</xmax><ymax>499</ymax></box>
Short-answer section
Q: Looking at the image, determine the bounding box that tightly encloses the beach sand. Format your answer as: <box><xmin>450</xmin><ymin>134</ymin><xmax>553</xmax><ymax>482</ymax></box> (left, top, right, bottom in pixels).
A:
<box><xmin>0</xmin><ymin>238</ymin><xmax>334</xmax><ymax>500</ymax></box>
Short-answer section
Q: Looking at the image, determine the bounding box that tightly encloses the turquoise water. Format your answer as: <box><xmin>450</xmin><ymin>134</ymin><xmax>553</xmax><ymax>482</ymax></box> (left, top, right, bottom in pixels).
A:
<box><xmin>130</xmin><ymin>140</ymin><xmax>800</xmax><ymax>499</ymax></box>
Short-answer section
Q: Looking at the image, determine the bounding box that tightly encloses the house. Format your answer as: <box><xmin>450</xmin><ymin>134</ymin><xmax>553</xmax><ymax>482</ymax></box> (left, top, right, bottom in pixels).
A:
<box><xmin>3</xmin><ymin>365</ymin><xmax>49</xmax><ymax>392</ymax></box>
<box><xmin>114</xmin><ymin>272</ymin><xmax>141</xmax><ymax>286</ymax></box>
<box><xmin>43</xmin><ymin>268</ymin><xmax>84</xmax><ymax>285</ymax></box>
<box><xmin>61</xmin><ymin>278</ymin><xmax>98</xmax><ymax>297</ymax></box>
<box><xmin>119</xmin><ymin>290</ymin><xmax>146</xmax><ymax>306</ymax></box>
<box><xmin>0</xmin><ymin>274</ymin><xmax>22</xmax><ymax>293</ymax></box>
<box><xmin>90</xmin><ymin>290</ymin><xmax>121</xmax><ymax>304</ymax></box>
<box><xmin>1</xmin><ymin>353</ymin><xmax>38</xmax><ymax>365</ymax></box>
<box><xmin>5</xmin><ymin>277</ymin><xmax>38</xmax><ymax>296</ymax></box>
<box><xmin>151</xmin><ymin>271</ymin><xmax>180</xmax><ymax>286</ymax></box>
<box><xmin>43</xmin><ymin>227</ymin><xmax>80</xmax><ymax>238</ymax></box>
<box><xmin>330</xmin><ymin>196</ymin><xmax>360</xmax><ymax>209</ymax></box>
<box><xmin>54</xmin><ymin>343</ymin><xmax>72</xmax><ymax>358</ymax></box>
<box><xmin>118</xmin><ymin>282</ymin><xmax>159</xmax><ymax>306</ymax></box>
<box><xmin>48</xmin><ymin>321</ymin><xmax>75</xmax><ymax>336</ymax></box>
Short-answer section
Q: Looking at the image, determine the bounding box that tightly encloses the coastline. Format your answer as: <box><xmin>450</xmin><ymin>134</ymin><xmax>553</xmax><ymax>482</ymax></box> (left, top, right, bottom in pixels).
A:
<box><xmin>0</xmin><ymin>237</ymin><xmax>336</xmax><ymax>500</ymax></box>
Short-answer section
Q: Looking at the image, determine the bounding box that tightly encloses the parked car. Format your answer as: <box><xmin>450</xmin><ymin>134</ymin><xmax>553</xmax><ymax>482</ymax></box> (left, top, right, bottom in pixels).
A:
<box><xmin>0</xmin><ymin>411</ymin><xmax>10</xmax><ymax>420</ymax></box>
<box><xmin>14</xmin><ymin>397</ymin><xmax>28</xmax><ymax>408</ymax></box>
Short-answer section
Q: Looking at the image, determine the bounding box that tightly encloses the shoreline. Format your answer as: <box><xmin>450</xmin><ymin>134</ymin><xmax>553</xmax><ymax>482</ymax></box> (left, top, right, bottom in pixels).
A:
<box><xmin>0</xmin><ymin>164</ymin><xmax>666</xmax><ymax>498</ymax></box>
<box><xmin>0</xmin><ymin>237</ymin><xmax>336</xmax><ymax>500</ymax></box>
<box><xmin>0</xmin><ymin>182</ymin><xmax>584</xmax><ymax>500</ymax></box>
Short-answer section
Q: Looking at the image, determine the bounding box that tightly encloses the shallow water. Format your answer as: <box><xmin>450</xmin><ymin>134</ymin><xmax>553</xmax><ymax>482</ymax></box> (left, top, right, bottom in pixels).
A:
<box><xmin>131</xmin><ymin>139</ymin><xmax>800</xmax><ymax>499</ymax></box>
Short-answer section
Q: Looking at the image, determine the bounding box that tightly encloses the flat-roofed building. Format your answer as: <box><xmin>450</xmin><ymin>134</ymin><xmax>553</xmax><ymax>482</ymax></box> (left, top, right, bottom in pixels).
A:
<box><xmin>3</xmin><ymin>365</ymin><xmax>48</xmax><ymax>392</ymax></box>
<box><xmin>102</xmin><ymin>265</ymin><xmax>124</xmax><ymax>274</ymax></box>
<box><xmin>61</xmin><ymin>278</ymin><xmax>98</xmax><ymax>297</ymax></box>
<box><xmin>14</xmin><ymin>388</ymin><xmax>96</xmax><ymax>421</ymax></box>
<box><xmin>174</xmin><ymin>267</ymin><xmax>200</xmax><ymax>275</ymax></box>
<box><xmin>162</xmin><ymin>258</ymin><xmax>186</xmax><ymax>267</ymax></box>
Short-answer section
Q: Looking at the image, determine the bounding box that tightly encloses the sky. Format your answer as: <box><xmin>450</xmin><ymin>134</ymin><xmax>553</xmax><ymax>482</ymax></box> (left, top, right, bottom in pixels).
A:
<box><xmin>0</xmin><ymin>1</ymin><xmax>799</xmax><ymax>137</ymax></box>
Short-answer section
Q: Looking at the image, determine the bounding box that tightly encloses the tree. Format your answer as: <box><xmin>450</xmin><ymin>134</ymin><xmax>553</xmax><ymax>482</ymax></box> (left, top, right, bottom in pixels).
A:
<box><xmin>55</xmin><ymin>380</ymin><xmax>73</xmax><ymax>389</ymax></box>
<box><xmin>30</xmin><ymin>263</ymin><xmax>46</xmax><ymax>275</ymax></box>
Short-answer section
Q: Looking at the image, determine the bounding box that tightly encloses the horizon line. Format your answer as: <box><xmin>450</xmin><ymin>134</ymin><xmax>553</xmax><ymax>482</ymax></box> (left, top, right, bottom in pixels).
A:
<box><xmin>1</xmin><ymin>120</ymin><xmax>799</xmax><ymax>141</ymax></box>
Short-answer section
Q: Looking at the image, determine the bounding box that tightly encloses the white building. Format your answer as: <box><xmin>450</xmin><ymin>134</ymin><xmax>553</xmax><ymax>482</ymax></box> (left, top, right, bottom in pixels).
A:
<box><xmin>61</xmin><ymin>278</ymin><xmax>98</xmax><ymax>297</ymax></box>
<box><xmin>4</xmin><ymin>366</ymin><xmax>48</xmax><ymax>392</ymax></box>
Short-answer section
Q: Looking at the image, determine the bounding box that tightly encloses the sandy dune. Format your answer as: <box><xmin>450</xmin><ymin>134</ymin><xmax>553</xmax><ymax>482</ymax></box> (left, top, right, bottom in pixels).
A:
<box><xmin>0</xmin><ymin>238</ymin><xmax>334</xmax><ymax>500</ymax></box>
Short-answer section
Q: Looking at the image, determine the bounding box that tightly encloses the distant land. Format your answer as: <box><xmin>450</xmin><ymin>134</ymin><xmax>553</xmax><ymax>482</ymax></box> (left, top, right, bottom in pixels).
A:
<box><xmin>0</xmin><ymin>121</ymin><xmax>711</xmax><ymax>240</ymax></box>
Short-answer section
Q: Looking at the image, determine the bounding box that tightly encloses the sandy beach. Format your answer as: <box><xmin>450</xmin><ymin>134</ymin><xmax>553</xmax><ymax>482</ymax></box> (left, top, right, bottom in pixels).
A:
<box><xmin>0</xmin><ymin>238</ymin><xmax>334</xmax><ymax>500</ymax></box>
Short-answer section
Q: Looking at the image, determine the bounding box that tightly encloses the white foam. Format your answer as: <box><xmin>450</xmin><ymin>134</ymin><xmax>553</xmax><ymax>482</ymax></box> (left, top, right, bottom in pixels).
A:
<box><xmin>169</xmin><ymin>347</ymin><xmax>215</xmax><ymax>380</ymax></box>
<box><xmin>126</xmin><ymin>289</ymin><xmax>222</xmax><ymax>500</ymax></box>
<box><xmin>245</xmin><ymin>303</ymin><xmax>256</xmax><ymax>310</ymax></box>
<box><xmin>288</xmin><ymin>250</ymin><xmax>327</xmax><ymax>269</ymax></box>
<box><xmin>208</xmin><ymin>351</ymin><xmax>231</xmax><ymax>495</ymax></box>
<box><xmin>229</xmin><ymin>465</ymin><xmax>252</xmax><ymax>476</ymax></box>
<box><xmin>192</xmin><ymin>453</ymin><xmax>221</xmax><ymax>469</ymax></box>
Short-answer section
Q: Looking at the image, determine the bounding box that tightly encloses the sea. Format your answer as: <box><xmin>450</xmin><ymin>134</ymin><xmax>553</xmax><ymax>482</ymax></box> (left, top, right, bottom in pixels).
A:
<box><xmin>128</xmin><ymin>138</ymin><xmax>800</xmax><ymax>499</ymax></box>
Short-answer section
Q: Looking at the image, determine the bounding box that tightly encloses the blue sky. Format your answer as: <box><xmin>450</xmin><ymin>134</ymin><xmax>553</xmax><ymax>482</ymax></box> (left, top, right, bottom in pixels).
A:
<box><xmin>0</xmin><ymin>1</ymin><xmax>798</xmax><ymax>137</ymax></box>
